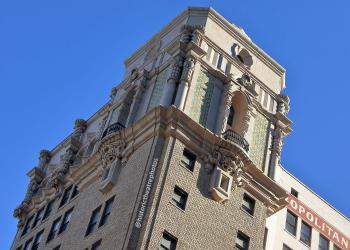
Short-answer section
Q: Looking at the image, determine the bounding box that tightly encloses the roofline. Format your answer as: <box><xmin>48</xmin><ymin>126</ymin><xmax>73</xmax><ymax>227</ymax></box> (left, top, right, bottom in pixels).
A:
<box><xmin>124</xmin><ymin>6</ymin><xmax>286</xmax><ymax>89</ymax></box>
<box><xmin>280</xmin><ymin>165</ymin><xmax>350</xmax><ymax>223</ymax></box>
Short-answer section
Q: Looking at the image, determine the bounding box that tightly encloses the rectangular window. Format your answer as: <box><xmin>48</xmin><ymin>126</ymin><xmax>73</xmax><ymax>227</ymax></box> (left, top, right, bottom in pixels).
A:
<box><xmin>180</xmin><ymin>149</ymin><xmax>196</xmax><ymax>171</ymax></box>
<box><xmin>31</xmin><ymin>230</ymin><xmax>44</xmax><ymax>250</ymax></box>
<box><xmin>47</xmin><ymin>217</ymin><xmax>61</xmax><ymax>242</ymax></box>
<box><xmin>282</xmin><ymin>244</ymin><xmax>293</xmax><ymax>250</ymax></box>
<box><xmin>70</xmin><ymin>185</ymin><xmax>79</xmax><ymax>199</ymax></box>
<box><xmin>235</xmin><ymin>231</ymin><xmax>250</xmax><ymax>250</ymax></box>
<box><xmin>52</xmin><ymin>245</ymin><xmax>61</xmax><ymax>250</ymax></box>
<box><xmin>91</xmin><ymin>239</ymin><xmax>102</xmax><ymax>250</ymax></box>
<box><xmin>300</xmin><ymin>221</ymin><xmax>312</xmax><ymax>246</ymax></box>
<box><xmin>99</xmin><ymin>196</ymin><xmax>115</xmax><ymax>227</ymax></box>
<box><xmin>242</xmin><ymin>194</ymin><xmax>256</xmax><ymax>216</ymax></box>
<box><xmin>217</xmin><ymin>54</ymin><xmax>223</xmax><ymax>69</ymax></box>
<box><xmin>32</xmin><ymin>207</ymin><xmax>44</xmax><ymax>228</ymax></box>
<box><xmin>23</xmin><ymin>238</ymin><xmax>32</xmax><ymax>250</ymax></box>
<box><xmin>285</xmin><ymin>210</ymin><xmax>298</xmax><ymax>236</ymax></box>
<box><xmin>291</xmin><ymin>188</ymin><xmax>298</xmax><ymax>198</ymax></box>
<box><xmin>219</xmin><ymin>174</ymin><xmax>230</xmax><ymax>192</ymax></box>
<box><xmin>206</xmin><ymin>47</ymin><xmax>212</xmax><ymax>61</ymax></box>
<box><xmin>59</xmin><ymin>186</ymin><xmax>72</xmax><ymax>208</ymax></box>
<box><xmin>21</xmin><ymin>215</ymin><xmax>34</xmax><ymax>236</ymax></box>
<box><xmin>85</xmin><ymin>206</ymin><xmax>101</xmax><ymax>236</ymax></box>
<box><xmin>43</xmin><ymin>199</ymin><xmax>55</xmax><ymax>220</ymax></box>
<box><xmin>160</xmin><ymin>231</ymin><xmax>177</xmax><ymax>250</ymax></box>
<box><xmin>59</xmin><ymin>207</ymin><xmax>74</xmax><ymax>234</ymax></box>
<box><xmin>171</xmin><ymin>186</ymin><xmax>188</xmax><ymax>210</ymax></box>
<box><xmin>319</xmin><ymin>235</ymin><xmax>329</xmax><ymax>250</ymax></box>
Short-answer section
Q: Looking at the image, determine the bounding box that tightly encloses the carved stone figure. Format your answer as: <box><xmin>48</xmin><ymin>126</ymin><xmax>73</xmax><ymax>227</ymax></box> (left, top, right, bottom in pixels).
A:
<box><xmin>180</xmin><ymin>25</ymin><xmax>205</xmax><ymax>45</ymax></box>
<box><xmin>38</xmin><ymin>149</ymin><xmax>51</xmax><ymax>171</ymax></box>
<box><xmin>169</xmin><ymin>55</ymin><xmax>184</xmax><ymax>82</ymax></box>
<box><xmin>238</xmin><ymin>73</ymin><xmax>253</xmax><ymax>89</ymax></box>
<box><xmin>210</xmin><ymin>146</ymin><xmax>245</xmax><ymax>190</ymax></box>
<box><xmin>272</xmin><ymin>127</ymin><xmax>284</xmax><ymax>156</ymax></box>
<box><xmin>180</xmin><ymin>56</ymin><xmax>196</xmax><ymax>83</ymax></box>
<box><xmin>277</xmin><ymin>94</ymin><xmax>290</xmax><ymax>115</ymax></box>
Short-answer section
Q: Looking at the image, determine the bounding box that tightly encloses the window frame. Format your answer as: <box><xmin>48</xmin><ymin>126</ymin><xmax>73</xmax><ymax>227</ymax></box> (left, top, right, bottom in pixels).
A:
<box><xmin>32</xmin><ymin>207</ymin><xmax>44</xmax><ymax>229</ymax></box>
<box><xmin>99</xmin><ymin>196</ymin><xmax>115</xmax><ymax>227</ymax></box>
<box><xmin>59</xmin><ymin>207</ymin><xmax>74</xmax><ymax>234</ymax></box>
<box><xmin>85</xmin><ymin>206</ymin><xmax>102</xmax><ymax>236</ymax></box>
<box><xmin>319</xmin><ymin>234</ymin><xmax>329</xmax><ymax>250</ymax></box>
<box><xmin>23</xmin><ymin>237</ymin><xmax>33</xmax><ymax>250</ymax></box>
<box><xmin>21</xmin><ymin>215</ymin><xmax>34</xmax><ymax>237</ymax></box>
<box><xmin>91</xmin><ymin>239</ymin><xmax>102</xmax><ymax>250</ymax></box>
<box><xmin>171</xmin><ymin>186</ymin><xmax>188</xmax><ymax>210</ymax></box>
<box><xmin>242</xmin><ymin>193</ymin><xmax>256</xmax><ymax>216</ymax></box>
<box><xmin>47</xmin><ymin>216</ymin><xmax>61</xmax><ymax>243</ymax></box>
<box><xmin>235</xmin><ymin>231</ymin><xmax>250</xmax><ymax>250</ymax></box>
<box><xmin>180</xmin><ymin>149</ymin><xmax>196</xmax><ymax>172</ymax></box>
<box><xmin>31</xmin><ymin>230</ymin><xmax>44</xmax><ymax>250</ymax></box>
<box><xmin>43</xmin><ymin>199</ymin><xmax>55</xmax><ymax>221</ymax></box>
<box><xmin>160</xmin><ymin>231</ymin><xmax>177</xmax><ymax>250</ymax></box>
<box><xmin>285</xmin><ymin>210</ymin><xmax>298</xmax><ymax>236</ymax></box>
<box><xmin>59</xmin><ymin>185</ymin><xmax>73</xmax><ymax>208</ymax></box>
<box><xmin>300</xmin><ymin>220</ymin><xmax>312</xmax><ymax>246</ymax></box>
<box><xmin>291</xmin><ymin>188</ymin><xmax>298</xmax><ymax>198</ymax></box>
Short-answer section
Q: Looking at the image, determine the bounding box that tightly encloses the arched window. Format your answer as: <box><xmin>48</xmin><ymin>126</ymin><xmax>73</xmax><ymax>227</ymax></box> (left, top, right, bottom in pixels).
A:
<box><xmin>227</xmin><ymin>106</ymin><xmax>235</xmax><ymax>127</ymax></box>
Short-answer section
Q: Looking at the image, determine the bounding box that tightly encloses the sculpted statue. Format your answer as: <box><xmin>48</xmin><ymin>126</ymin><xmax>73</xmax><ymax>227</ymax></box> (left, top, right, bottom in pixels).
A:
<box><xmin>180</xmin><ymin>57</ymin><xmax>196</xmax><ymax>83</ymax></box>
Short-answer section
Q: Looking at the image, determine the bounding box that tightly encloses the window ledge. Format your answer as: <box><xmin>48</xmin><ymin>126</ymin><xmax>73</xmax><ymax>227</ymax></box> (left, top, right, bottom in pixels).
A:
<box><xmin>299</xmin><ymin>239</ymin><xmax>311</xmax><ymax>248</ymax></box>
<box><xmin>169</xmin><ymin>201</ymin><xmax>185</xmax><ymax>213</ymax></box>
<box><xmin>240</xmin><ymin>207</ymin><xmax>255</xmax><ymax>218</ymax></box>
<box><xmin>179</xmin><ymin>163</ymin><xmax>195</xmax><ymax>175</ymax></box>
<box><xmin>284</xmin><ymin>228</ymin><xmax>297</xmax><ymax>239</ymax></box>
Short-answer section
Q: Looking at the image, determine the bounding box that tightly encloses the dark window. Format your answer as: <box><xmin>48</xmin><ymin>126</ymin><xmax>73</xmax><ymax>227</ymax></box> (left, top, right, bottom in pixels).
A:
<box><xmin>263</xmin><ymin>228</ymin><xmax>268</xmax><ymax>250</ymax></box>
<box><xmin>47</xmin><ymin>217</ymin><xmax>61</xmax><ymax>242</ymax></box>
<box><xmin>52</xmin><ymin>245</ymin><xmax>61</xmax><ymax>250</ymax></box>
<box><xmin>300</xmin><ymin>221</ymin><xmax>312</xmax><ymax>246</ymax></box>
<box><xmin>282</xmin><ymin>244</ymin><xmax>293</xmax><ymax>250</ymax></box>
<box><xmin>217</xmin><ymin>54</ymin><xmax>223</xmax><ymax>69</ymax></box>
<box><xmin>319</xmin><ymin>235</ymin><xmax>329</xmax><ymax>250</ymax></box>
<box><xmin>32</xmin><ymin>207</ymin><xmax>44</xmax><ymax>228</ymax></box>
<box><xmin>180</xmin><ymin>149</ymin><xmax>196</xmax><ymax>171</ymax></box>
<box><xmin>171</xmin><ymin>186</ymin><xmax>188</xmax><ymax>210</ymax></box>
<box><xmin>59</xmin><ymin>186</ymin><xmax>73</xmax><ymax>208</ymax></box>
<box><xmin>334</xmin><ymin>245</ymin><xmax>341</xmax><ymax>250</ymax></box>
<box><xmin>242</xmin><ymin>194</ymin><xmax>256</xmax><ymax>216</ymax></box>
<box><xmin>227</xmin><ymin>106</ymin><xmax>235</xmax><ymax>126</ymax></box>
<box><xmin>15</xmin><ymin>246</ymin><xmax>22</xmax><ymax>250</ymax></box>
<box><xmin>21</xmin><ymin>215</ymin><xmax>34</xmax><ymax>236</ymax></box>
<box><xmin>92</xmin><ymin>239</ymin><xmax>102</xmax><ymax>250</ymax></box>
<box><xmin>31</xmin><ymin>230</ymin><xmax>44</xmax><ymax>250</ymax></box>
<box><xmin>291</xmin><ymin>188</ymin><xmax>298</xmax><ymax>198</ymax></box>
<box><xmin>237</xmin><ymin>54</ymin><xmax>244</xmax><ymax>63</ymax></box>
<box><xmin>285</xmin><ymin>210</ymin><xmax>298</xmax><ymax>236</ymax></box>
<box><xmin>43</xmin><ymin>199</ymin><xmax>55</xmax><ymax>220</ymax></box>
<box><xmin>235</xmin><ymin>231</ymin><xmax>250</xmax><ymax>250</ymax></box>
<box><xmin>70</xmin><ymin>186</ymin><xmax>79</xmax><ymax>199</ymax></box>
<box><xmin>23</xmin><ymin>238</ymin><xmax>32</xmax><ymax>250</ymax></box>
<box><xmin>59</xmin><ymin>207</ymin><xmax>74</xmax><ymax>234</ymax></box>
<box><xmin>99</xmin><ymin>196</ymin><xmax>115</xmax><ymax>227</ymax></box>
<box><xmin>85</xmin><ymin>206</ymin><xmax>101</xmax><ymax>236</ymax></box>
<box><xmin>160</xmin><ymin>231</ymin><xmax>177</xmax><ymax>250</ymax></box>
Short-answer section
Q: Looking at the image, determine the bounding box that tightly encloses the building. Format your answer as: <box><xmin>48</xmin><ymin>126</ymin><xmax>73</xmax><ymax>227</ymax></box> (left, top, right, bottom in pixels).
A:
<box><xmin>265</xmin><ymin>166</ymin><xmax>350</xmax><ymax>250</ymax></box>
<box><xmin>10</xmin><ymin>7</ymin><xmax>349</xmax><ymax>250</ymax></box>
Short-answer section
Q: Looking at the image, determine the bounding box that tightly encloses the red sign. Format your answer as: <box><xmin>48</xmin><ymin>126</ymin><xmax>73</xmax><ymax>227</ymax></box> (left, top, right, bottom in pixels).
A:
<box><xmin>287</xmin><ymin>195</ymin><xmax>350</xmax><ymax>250</ymax></box>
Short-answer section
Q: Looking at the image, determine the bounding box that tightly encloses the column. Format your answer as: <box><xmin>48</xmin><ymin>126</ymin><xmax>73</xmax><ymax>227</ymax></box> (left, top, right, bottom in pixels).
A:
<box><xmin>174</xmin><ymin>55</ymin><xmax>196</xmax><ymax>110</ymax></box>
<box><xmin>268</xmin><ymin>124</ymin><xmax>284</xmax><ymax>178</ymax></box>
<box><xmin>126</xmin><ymin>71</ymin><xmax>149</xmax><ymax>126</ymax></box>
<box><xmin>160</xmin><ymin>55</ymin><xmax>183</xmax><ymax>106</ymax></box>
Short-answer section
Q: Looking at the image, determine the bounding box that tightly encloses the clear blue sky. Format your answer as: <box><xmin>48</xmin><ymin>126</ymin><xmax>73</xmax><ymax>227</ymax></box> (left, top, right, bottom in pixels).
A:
<box><xmin>1</xmin><ymin>1</ymin><xmax>349</xmax><ymax>249</ymax></box>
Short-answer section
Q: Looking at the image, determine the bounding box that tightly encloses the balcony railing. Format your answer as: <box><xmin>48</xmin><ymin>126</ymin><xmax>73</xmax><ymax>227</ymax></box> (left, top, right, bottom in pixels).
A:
<box><xmin>102</xmin><ymin>122</ymin><xmax>125</xmax><ymax>139</ymax></box>
<box><xmin>222</xmin><ymin>129</ymin><xmax>249</xmax><ymax>152</ymax></box>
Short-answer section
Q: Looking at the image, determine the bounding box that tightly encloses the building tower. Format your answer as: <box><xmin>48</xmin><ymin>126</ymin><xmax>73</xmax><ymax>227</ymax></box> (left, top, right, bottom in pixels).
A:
<box><xmin>11</xmin><ymin>7</ymin><xmax>293</xmax><ymax>250</ymax></box>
